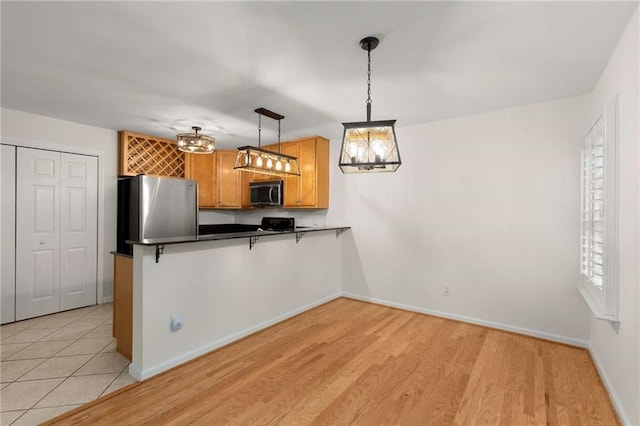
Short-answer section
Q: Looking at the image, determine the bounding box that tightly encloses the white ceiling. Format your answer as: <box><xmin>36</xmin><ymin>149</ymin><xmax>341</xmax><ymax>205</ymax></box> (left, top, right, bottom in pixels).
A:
<box><xmin>2</xmin><ymin>1</ymin><xmax>637</xmax><ymax>148</ymax></box>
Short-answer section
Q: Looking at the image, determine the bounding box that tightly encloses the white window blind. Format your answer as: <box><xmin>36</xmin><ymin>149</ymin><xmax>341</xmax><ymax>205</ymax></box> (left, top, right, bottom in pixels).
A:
<box><xmin>578</xmin><ymin>97</ymin><xmax>618</xmax><ymax>321</ymax></box>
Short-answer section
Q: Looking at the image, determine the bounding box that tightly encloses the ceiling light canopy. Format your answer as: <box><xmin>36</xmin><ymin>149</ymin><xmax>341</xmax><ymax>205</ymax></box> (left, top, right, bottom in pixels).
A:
<box><xmin>339</xmin><ymin>36</ymin><xmax>401</xmax><ymax>173</ymax></box>
<box><xmin>176</xmin><ymin>126</ymin><xmax>215</xmax><ymax>154</ymax></box>
<box><xmin>234</xmin><ymin>108</ymin><xmax>300</xmax><ymax>178</ymax></box>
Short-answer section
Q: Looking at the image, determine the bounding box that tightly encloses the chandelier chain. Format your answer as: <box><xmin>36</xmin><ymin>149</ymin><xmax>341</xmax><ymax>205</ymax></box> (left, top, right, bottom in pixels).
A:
<box><xmin>277</xmin><ymin>119</ymin><xmax>281</xmax><ymax>153</ymax></box>
<box><xmin>257</xmin><ymin>113</ymin><xmax>262</xmax><ymax>148</ymax></box>
<box><xmin>367</xmin><ymin>48</ymin><xmax>372</xmax><ymax>106</ymax></box>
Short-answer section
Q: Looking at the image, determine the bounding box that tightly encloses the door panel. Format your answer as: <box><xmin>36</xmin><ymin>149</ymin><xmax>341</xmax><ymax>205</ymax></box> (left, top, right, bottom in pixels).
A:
<box><xmin>280</xmin><ymin>142</ymin><xmax>299</xmax><ymax>206</ymax></box>
<box><xmin>185</xmin><ymin>153</ymin><xmax>217</xmax><ymax>208</ymax></box>
<box><xmin>298</xmin><ymin>139</ymin><xmax>317</xmax><ymax>206</ymax></box>
<box><xmin>32</xmin><ymin>250</ymin><xmax>56</xmax><ymax>299</ymax></box>
<box><xmin>65</xmin><ymin>247</ymin><xmax>86</xmax><ymax>293</ymax></box>
<box><xmin>1</xmin><ymin>145</ymin><xmax>17</xmax><ymax>324</ymax></box>
<box><xmin>60</xmin><ymin>153</ymin><xmax>97</xmax><ymax>311</ymax></box>
<box><xmin>34</xmin><ymin>186</ymin><xmax>56</xmax><ymax>232</ymax></box>
<box><xmin>217</xmin><ymin>151</ymin><xmax>240</xmax><ymax>208</ymax></box>
<box><xmin>16</xmin><ymin>148</ymin><xmax>61</xmax><ymax>320</ymax></box>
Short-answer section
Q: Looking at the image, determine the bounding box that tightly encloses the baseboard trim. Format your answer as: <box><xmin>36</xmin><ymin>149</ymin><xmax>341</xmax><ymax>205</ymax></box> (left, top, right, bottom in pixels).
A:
<box><xmin>133</xmin><ymin>292</ymin><xmax>342</xmax><ymax>381</ymax></box>
<box><xmin>100</xmin><ymin>296</ymin><xmax>113</xmax><ymax>304</ymax></box>
<box><xmin>587</xmin><ymin>344</ymin><xmax>631</xmax><ymax>425</ymax></box>
<box><xmin>341</xmin><ymin>292</ymin><xmax>589</xmax><ymax>348</ymax></box>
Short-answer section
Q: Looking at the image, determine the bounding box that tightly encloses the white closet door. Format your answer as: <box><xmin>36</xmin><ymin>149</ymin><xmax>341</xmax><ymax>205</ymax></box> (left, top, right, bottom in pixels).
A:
<box><xmin>16</xmin><ymin>148</ymin><xmax>61</xmax><ymax>320</ymax></box>
<box><xmin>59</xmin><ymin>153</ymin><xmax>97</xmax><ymax>310</ymax></box>
<box><xmin>1</xmin><ymin>145</ymin><xmax>17</xmax><ymax>324</ymax></box>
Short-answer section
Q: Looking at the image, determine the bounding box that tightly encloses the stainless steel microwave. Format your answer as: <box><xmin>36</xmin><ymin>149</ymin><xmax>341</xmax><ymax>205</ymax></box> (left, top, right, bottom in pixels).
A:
<box><xmin>249</xmin><ymin>180</ymin><xmax>283</xmax><ymax>206</ymax></box>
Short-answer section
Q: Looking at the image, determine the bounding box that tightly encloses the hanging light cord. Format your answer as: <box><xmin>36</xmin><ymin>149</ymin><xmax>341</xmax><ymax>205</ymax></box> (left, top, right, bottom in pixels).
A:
<box><xmin>257</xmin><ymin>113</ymin><xmax>262</xmax><ymax>148</ymax></box>
<box><xmin>366</xmin><ymin>44</ymin><xmax>372</xmax><ymax>122</ymax></box>
<box><xmin>277</xmin><ymin>119</ymin><xmax>282</xmax><ymax>153</ymax></box>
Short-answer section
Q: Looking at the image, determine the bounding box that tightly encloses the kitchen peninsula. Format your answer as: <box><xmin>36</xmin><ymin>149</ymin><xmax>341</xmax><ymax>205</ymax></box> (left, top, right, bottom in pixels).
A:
<box><xmin>112</xmin><ymin>130</ymin><xmax>343</xmax><ymax>380</ymax></box>
<box><xmin>123</xmin><ymin>225</ymin><xmax>349</xmax><ymax>381</ymax></box>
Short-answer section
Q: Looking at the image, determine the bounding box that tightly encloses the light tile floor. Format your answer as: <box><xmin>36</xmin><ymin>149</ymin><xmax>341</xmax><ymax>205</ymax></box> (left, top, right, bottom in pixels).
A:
<box><xmin>0</xmin><ymin>303</ymin><xmax>136</xmax><ymax>425</ymax></box>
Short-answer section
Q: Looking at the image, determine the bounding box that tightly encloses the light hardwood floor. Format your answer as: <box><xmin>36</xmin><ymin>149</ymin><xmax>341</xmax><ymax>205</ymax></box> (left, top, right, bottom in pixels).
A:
<box><xmin>46</xmin><ymin>298</ymin><xmax>619</xmax><ymax>425</ymax></box>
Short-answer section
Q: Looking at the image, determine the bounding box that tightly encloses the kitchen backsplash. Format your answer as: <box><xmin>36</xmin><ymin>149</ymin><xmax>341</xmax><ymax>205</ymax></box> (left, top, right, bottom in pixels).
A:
<box><xmin>199</xmin><ymin>209</ymin><xmax>327</xmax><ymax>227</ymax></box>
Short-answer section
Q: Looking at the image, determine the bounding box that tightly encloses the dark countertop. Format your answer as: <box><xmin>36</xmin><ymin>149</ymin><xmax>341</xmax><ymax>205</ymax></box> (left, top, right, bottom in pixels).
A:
<box><xmin>110</xmin><ymin>251</ymin><xmax>133</xmax><ymax>258</ymax></box>
<box><xmin>125</xmin><ymin>226</ymin><xmax>350</xmax><ymax>247</ymax></box>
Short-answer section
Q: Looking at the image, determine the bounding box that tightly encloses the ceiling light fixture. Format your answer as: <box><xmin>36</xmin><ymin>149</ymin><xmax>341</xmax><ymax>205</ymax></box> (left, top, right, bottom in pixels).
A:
<box><xmin>234</xmin><ymin>108</ymin><xmax>300</xmax><ymax>177</ymax></box>
<box><xmin>339</xmin><ymin>36</ymin><xmax>401</xmax><ymax>173</ymax></box>
<box><xmin>176</xmin><ymin>126</ymin><xmax>215</xmax><ymax>154</ymax></box>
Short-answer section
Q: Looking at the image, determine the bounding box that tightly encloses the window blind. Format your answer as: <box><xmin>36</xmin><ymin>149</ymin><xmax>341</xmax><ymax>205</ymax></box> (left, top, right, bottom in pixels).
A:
<box><xmin>581</xmin><ymin>119</ymin><xmax>605</xmax><ymax>293</ymax></box>
<box><xmin>579</xmin><ymin>96</ymin><xmax>618</xmax><ymax>321</ymax></box>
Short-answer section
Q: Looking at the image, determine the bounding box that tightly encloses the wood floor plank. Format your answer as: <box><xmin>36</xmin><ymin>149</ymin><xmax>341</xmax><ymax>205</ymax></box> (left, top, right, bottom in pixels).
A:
<box><xmin>45</xmin><ymin>298</ymin><xmax>620</xmax><ymax>425</ymax></box>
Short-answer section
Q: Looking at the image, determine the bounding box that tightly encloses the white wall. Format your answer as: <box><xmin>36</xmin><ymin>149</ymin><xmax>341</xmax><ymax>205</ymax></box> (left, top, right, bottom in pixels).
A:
<box><xmin>198</xmin><ymin>210</ymin><xmax>235</xmax><ymax>224</ymax></box>
<box><xmin>130</xmin><ymin>231</ymin><xmax>342</xmax><ymax>379</ymax></box>
<box><xmin>329</xmin><ymin>95</ymin><xmax>592</xmax><ymax>344</ymax></box>
<box><xmin>1</xmin><ymin>108</ymin><xmax>118</xmax><ymax>302</ymax></box>
<box><xmin>234</xmin><ymin>209</ymin><xmax>328</xmax><ymax>227</ymax></box>
<box><xmin>587</xmin><ymin>7</ymin><xmax>639</xmax><ymax>425</ymax></box>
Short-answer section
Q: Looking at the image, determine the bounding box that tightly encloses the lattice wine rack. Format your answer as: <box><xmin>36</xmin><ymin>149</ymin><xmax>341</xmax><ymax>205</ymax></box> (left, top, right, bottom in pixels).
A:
<box><xmin>118</xmin><ymin>131</ymin><xmax>185</xmax><ymax>177</ymax></box>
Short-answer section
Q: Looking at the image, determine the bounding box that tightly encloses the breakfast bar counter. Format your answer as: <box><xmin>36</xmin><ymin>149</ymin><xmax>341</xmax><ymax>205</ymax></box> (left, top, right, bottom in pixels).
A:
<box><xmin>126</xmin><ymin>226</ymin><xmax>349</xmax><ymax>381</ymax></box>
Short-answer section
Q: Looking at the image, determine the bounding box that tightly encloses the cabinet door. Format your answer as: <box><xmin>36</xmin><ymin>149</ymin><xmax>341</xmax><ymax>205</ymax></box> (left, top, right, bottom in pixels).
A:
<box><xmin>281</xmin><ymin>137</ymin><xmax>329</xmax><ymax>209</ymax></box>
<box><xmin>281</xmin><ymin>142</ymin><xmax>300</xmax><ymax>207</ymax></box>
<box><xmin>113</xmin><ymin>255</ymin><xmax>132</xmax><ymax>361</ymax></box>
<box><xmin>240</xmin><ymin>170</ymin><xmax>253</xmax><ymax>208</ymax></box>
<box><xmin>185</xmin><ymin>153</ymin><xmax>216</xmax><ymax>208</ymax></box>
<box><xmin>217</xmin><ymin>151</ymin><xmax>241</xmax><ymax>208</ymax></box>
<box><xmin>297</xmin><ymin>138</ymin><xmax>318</xmax><ymax>207</ymax></box>
<box><xmin>314</xmin><ymin>137</ymin><xmax>330</xmax><ymax>209</ymax></box>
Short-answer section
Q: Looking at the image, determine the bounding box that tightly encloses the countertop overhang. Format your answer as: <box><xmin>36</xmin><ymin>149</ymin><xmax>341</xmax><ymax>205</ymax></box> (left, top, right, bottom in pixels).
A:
<box><xmin>126</xmin><ymin>226</ymin><xmax>350</xmax><ymax>246</ymax></box>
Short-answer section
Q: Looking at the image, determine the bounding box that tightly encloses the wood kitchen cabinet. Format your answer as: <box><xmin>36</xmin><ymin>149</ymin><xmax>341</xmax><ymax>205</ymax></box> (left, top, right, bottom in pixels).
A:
<box><xmin>216</xmin><ymin>151</ymin><xmax>242</xmax><ymax>208</ymax></box>
<box><xmin>118</xmin><ymin>131</ymin><xmax>185</xmax><ymax>178</ymax></box>
<box><xmin>281</xmin><ymin>136</ymin><xmax>329</xmax><ymax>208</ymax></box>
<box><xmin>185</xmin><ymin>152</ymin><xmax>217</xmax><ymax>208</ymax></box>
<box><xmin>185</xmin><ymin>150</ymin><xmax>242</xmax><ymax>209</ymax></box>
<box><xmin>241</xmin><ymin>171</ymin><xmax>254</xmax><ymax>208</ymax></box>
<box><xmin>113</xmin><ymin>254</ymin><xmax>132</xmax><ymax>361</ymax></box>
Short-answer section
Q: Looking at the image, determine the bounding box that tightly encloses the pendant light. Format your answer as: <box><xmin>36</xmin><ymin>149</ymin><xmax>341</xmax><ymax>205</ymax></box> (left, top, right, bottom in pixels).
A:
<box><xmin>234</xmin><ymin>108</ymin><xmax>300</xmax><ymax>177</ymax></box>
<box><xmin>339</xmin><ymin>36</ymin><xmax>401</xmax><ymax>173</ymax></box>
<box><xmin>176</xmin><ymin>126</ymin><xmax>216</xmax><ymax>154</ymax></box>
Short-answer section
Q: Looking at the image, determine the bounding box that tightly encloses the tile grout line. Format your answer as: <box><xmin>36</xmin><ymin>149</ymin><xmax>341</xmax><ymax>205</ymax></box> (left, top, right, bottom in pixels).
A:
<box><xmin>4</xmin><ymin>310</ymin><xmax>112</xmax><ymax>364</ymax></box>
<box><xmin>99</xmin><ymin>361</ymin><xmax>135</xmax><ymax>398</ymax></box>
<box><xmin>7</xmin><ymin>327</ymin><xmax>97</xmax><ymax>378</ymax></box>
<box><xmin>8</xmin><ymin>327</ymin><xmax>114</xmax><ymax>410</ymax></box>
<box><xmin>2</xmin><ymin>345</ymin><xmax>115</xmax><ymax>420</ymax></box>
<box><xmin>1</xmin><ymin>303</ymin><xmax>115</xmax><ymax>424</ymax></box>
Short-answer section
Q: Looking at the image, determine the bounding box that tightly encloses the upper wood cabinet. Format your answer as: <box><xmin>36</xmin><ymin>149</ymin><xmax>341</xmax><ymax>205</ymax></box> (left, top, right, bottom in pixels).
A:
<box><xmin>240</xmin><ymin>171</ymin><xmax>253</xmax><ymax>208</ymax></box>
<box><xmin>281</xmin><ymin>136</ymin><xmax>329</xmax><ymax>208</ymax></box>
<box><xmin>118</xmin><ymin>131</ymin><xmax>185</xmax><ymax>177</ymax></box>
<box><xmin>216</xmin><ymin>151</ymin><xmax>241</xmax><ymax>208</ymax></box>
<box><xmin>185</xmin><ymin>153</ymin><xmax>217</xmax><ymax>208</ymax></box>
<box><xmin>185</xmin><ymin>150</ymin><xmax>241</xmax><ymax>209</ymax></box>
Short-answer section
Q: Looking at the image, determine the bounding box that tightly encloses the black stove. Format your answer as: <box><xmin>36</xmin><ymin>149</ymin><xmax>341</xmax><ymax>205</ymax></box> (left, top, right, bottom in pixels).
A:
<box><xmin>198</xmin><ymin>217</ymin><xmax>296</xmax><ymax>236</ymax></box>
<box><xmin>260</xmin><ymin>217</ymin><xmax>295</xmax><ymax>231</ymax></box>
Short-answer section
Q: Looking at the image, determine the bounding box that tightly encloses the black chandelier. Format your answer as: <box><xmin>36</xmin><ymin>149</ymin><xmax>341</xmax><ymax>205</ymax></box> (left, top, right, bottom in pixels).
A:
<box><xmin>339</xmin><ymin>36</ymin><xmax>401</xmax><ymax>173</ymax></box>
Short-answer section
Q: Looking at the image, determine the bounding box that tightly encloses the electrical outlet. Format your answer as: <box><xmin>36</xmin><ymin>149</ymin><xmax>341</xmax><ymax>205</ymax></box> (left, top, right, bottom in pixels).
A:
<box><xmin>443</xmin><ymin>286</ymin><xmax>451</xmax><ymax>296</ymax></box>
<box><xmin>170</xmin><ymin>315</ymin><xmax>184</xmax><ymax>332</ymax></box>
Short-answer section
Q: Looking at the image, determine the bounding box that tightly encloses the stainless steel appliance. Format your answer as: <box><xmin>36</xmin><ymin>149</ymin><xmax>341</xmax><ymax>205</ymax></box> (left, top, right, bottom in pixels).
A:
<box><xmin>249</xmin><ymin>180</ymin><xmax>283</xmax><ymax>206</ymax></box>
<box><xmin>260</xmin><ymin>216</ymin><xmax>295</xmax><ymax>231</ymax></box>
<box><xmin>117</xmin><ymin>175</ymin><xmax>198</xmax><ymax>254</ymax></box>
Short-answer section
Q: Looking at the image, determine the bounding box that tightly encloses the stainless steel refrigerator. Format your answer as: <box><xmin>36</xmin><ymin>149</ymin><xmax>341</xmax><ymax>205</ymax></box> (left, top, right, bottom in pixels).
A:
<box><xmin>117</xmin><ymin>175</ymin><xmax>198</xmax><ymax>255</ymax></box>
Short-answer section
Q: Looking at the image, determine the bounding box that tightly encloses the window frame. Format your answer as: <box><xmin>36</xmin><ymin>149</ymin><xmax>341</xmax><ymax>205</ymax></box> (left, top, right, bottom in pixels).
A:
<box><xmin>578</xmin><ymin>95</ymin><xmax>619</xmax><ymax>322</ymax></box>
